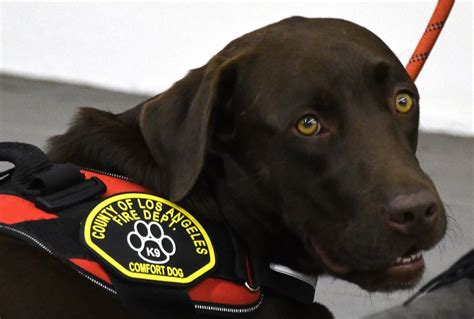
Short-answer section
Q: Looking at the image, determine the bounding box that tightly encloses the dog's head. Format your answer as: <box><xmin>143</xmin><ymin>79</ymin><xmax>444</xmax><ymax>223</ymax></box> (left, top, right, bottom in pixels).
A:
<box><xmin>140</xmin><ymin>17</ymin><xmax>446</xmax><ymax>292</ymax></box>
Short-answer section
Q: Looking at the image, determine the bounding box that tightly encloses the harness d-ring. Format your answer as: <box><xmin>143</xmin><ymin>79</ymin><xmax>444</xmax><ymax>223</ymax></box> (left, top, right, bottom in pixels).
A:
<box><xmin>245</xmin><ymin>281</ymin><xmax>261</xmax><ymax>292</ymax></box>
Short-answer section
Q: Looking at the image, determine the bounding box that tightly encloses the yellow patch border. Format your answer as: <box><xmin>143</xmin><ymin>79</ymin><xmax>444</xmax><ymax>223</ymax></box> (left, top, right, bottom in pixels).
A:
<box><xmin>83</xmin><ymin>193</ymin><xmax>216</xmax><ymax>284</ymax></box>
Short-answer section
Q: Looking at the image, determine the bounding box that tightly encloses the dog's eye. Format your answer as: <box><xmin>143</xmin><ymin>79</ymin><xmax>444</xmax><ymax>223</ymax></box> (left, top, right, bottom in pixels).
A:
<box><xmin>395</xmin><ymin>93</ymin><xmax>414</xmax><ymax>113</ymax></box>
<box><xmin>296</xmin><ymin>115</ymin><xmax>322</xmax><ymax>136</ymax></box>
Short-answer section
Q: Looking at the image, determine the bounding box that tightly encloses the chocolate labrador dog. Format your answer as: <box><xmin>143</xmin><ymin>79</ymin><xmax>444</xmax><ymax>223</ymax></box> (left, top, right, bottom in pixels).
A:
<box><xmin>0</xmin><ymin>17</ymin><xmax>447</xmax><ymax>318</ymax></box>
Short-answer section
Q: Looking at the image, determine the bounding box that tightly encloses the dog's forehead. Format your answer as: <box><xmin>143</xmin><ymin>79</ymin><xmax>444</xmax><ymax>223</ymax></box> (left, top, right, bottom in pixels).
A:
<box><xmin>253</xmin><ymin>22</ymin><xmax>403</xmax><ymax>80</ymax></box>
<box><xmin>223</xmin><ymin>17</ymin><xmax>392</xmax><ymax>58</ymax></box>
<box><xmin>234</xmin><ymin>18</ymin><xmax>407</xmax><ymax>91</ymax></box>
<box><xmin>230</xmin><ymin>17</ymin><xmax>414</xmax><ymax>126</ymax></box>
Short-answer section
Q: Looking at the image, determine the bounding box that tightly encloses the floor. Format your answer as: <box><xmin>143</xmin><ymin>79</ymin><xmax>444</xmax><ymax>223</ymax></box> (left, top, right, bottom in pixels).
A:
<box><xmin>1</xmin><ymin>74</ymin><xmax>473</xmax><ymax>318</ymax></box>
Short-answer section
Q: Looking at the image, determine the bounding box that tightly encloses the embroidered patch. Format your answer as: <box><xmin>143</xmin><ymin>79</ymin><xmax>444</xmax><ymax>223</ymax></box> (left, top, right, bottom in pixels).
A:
<box><xmin>82</xmin><ymin>193</ymin><xmax>215</xmax><ymax>285</ymax></box>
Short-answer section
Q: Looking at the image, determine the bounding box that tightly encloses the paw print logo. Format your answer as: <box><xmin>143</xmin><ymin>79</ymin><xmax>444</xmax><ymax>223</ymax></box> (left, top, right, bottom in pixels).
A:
<box><xmin>127</xmin><ymin>220</ymin><xmax>176</xmax><ymax>264</ymax></box>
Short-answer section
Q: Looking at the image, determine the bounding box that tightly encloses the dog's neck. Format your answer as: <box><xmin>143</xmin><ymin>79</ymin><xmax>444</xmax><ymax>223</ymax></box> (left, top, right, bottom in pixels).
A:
<box><xmin>179</xmin><ymin>155</ymin><xmax>316</xmax><ymax>273</ymax></box>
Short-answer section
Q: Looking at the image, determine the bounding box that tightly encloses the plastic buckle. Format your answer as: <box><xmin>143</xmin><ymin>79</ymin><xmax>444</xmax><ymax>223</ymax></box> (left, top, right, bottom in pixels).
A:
<box><xmin>34</xmin><ymin>176</ymin><xmax>106</xmax><ymax>212</ymax></box>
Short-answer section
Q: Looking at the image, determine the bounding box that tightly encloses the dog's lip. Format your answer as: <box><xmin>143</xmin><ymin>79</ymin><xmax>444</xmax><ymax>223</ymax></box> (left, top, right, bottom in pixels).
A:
<box><xmin>385</xmin><ymin>249</ymin><xmax>425</xmax><ymax>280</ymax></box>
<box><xmin>310</xmin><ymin>237</ymin><xmax>352</xmax><ymax>274</ymax></box>
<box><xmin>310</xmin><ymin>237</ymin><xmax>425</xmax><ymax>279</ymax></box>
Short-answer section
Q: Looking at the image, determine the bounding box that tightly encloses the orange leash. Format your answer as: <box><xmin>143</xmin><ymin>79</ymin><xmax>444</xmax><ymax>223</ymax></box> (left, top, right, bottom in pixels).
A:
<box><xmin>406</xmin><ymin>0</ymin><xmax>455</xmax><ymax>81</ymax></box>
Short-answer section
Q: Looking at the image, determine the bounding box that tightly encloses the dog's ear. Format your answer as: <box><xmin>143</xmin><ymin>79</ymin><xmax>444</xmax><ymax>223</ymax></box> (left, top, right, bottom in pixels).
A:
<box><xmin>140</xmin><ymin>55</ymin><xmax>241</xmax><ymax>201</ymax></box>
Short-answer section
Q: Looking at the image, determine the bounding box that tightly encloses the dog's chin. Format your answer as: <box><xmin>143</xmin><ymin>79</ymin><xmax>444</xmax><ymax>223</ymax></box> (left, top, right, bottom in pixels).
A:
<box><xmin>347</xmin><ymin>267</ymin><xmax>424</xmax><ymax>292</ymax></box>
<box><xmin>341</xmin><ymin>259</ymin><xmax>425</xmax><ymax>292</ymax></box>
<box><xmin>309</xmin><ymin>237</ymin><xmax>425</xmax><ymax>292</ymax></box>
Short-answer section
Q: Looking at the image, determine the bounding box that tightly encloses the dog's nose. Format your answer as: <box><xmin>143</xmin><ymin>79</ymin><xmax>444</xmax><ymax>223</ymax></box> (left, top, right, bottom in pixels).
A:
<box><xmin>385</xmin><ymin>191</ymin><xmax>439</xmax><ymax>235</ymax></box>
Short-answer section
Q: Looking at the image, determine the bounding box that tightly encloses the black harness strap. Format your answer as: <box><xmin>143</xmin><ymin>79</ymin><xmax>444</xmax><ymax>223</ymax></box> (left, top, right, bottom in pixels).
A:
<box><xmin>0</xmin><ymin>142</ymin><xmax>106</xmax><ymax>211</ymax></box>
<box><xmin>0</xmin><ymin>142</ymin><xmax>52</xmax><ymax>193</ymax></box>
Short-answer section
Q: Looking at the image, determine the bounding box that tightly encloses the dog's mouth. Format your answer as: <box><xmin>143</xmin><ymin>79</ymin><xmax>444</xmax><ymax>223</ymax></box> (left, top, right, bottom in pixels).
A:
<box><xmin>310</xmin><ymin>237</ymin><xmax>425</xmax><ymax>285</ymax></box>
<box><xmin>386</xmin><ymin>248</ymin><xmax>424</xmax><ymax>281</ymax></box>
